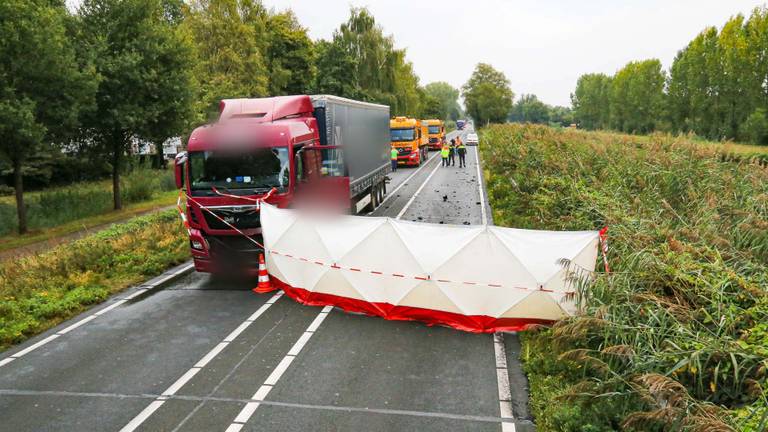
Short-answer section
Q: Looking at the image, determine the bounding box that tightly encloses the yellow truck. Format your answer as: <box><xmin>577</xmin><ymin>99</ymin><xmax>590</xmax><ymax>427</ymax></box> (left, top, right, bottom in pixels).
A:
<box><xmin>425</xmin><ymin>119</ymin><xmax>446</xmax><ymax>150</ymax></box>
<box><xmin>390</xmin><ymin>117</ymin><xmax>429</xmax><ymax>166</ymax></box>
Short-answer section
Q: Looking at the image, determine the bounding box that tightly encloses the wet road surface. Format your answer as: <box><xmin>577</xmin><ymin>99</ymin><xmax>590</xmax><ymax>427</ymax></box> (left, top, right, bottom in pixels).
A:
<box><xmin>0</xmin><ymin>127</ymin><xmax>535</xmax><ymax>432</ymax></box>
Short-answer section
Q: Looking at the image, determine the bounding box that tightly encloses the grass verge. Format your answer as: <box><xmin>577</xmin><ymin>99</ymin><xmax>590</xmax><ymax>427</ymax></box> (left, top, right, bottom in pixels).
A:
<box><xmin>0</xmin><ymin>210</ymin><xmax>188</xmax><ymax>351</ymax></box>
<box><xmin>481</xmin><ymin>124</ymin><xmax>768</xmax><ymax>431</ymax></box>
<box><xmin>0</xmin><ymin>190</ymin><xmax>176</xmax><ymax>253</ymax></box>
<box><xmin>0</xmin><ymin>167</ymin><xmax>177</xmax><ymax>237</ymax></box>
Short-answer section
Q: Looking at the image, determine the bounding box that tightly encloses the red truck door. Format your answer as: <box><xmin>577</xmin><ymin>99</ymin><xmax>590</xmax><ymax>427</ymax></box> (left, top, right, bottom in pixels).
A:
<box><xmin>294</xmin><ymin>145</ymin><xmax>350</xmax><ymax>212</ymax></box>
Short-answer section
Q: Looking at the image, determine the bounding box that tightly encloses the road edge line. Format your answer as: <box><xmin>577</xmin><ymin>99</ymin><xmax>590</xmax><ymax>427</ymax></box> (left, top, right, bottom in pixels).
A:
<box><xmin>0</xmin><ymin>261</ymin><xmax>195</xmax><ymax>369</ymax></box>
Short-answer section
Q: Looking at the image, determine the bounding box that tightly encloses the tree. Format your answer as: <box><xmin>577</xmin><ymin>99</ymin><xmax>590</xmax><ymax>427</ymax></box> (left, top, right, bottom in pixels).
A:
<box><xmin>462</xmin><ymin>63</ymin><xmax>514</xmax><ymax>125</ymax></box>
<box><xmin>314</xmin><ymin>39</ymin><xmax>360</xmax><ymax>98</ymax></box>
<box><xmin>609</xmin><ymin>59</ymin><xmax>665</xmax><ymax>134</ymax></box>
<box><xmin>314</xmin><ymin>7</ymin><xmax>422</xmax><ymax>116</ymax></box>
<box><xmin>77</xmin><ymin>0</ymin><xmax>196</xmax><ymax>210</ymax></box>
<box><xmin>421</xmin><ymin>94</ymin><xmax>444</xmax><ymax>119</ymax></box>
<box><xmin>740</xmin><ymin>108</ymin><xmax>768</xmax><ymax>145</ymax></box>
<box><xmin>424</xmin><ymin>82</ymin><xmax>461</xmax><ymax>120</ymax></box>
<box><xmin>571</xmin><ymin>73</ymin><xmax>612</xmax><ymax>129</ymax></box>
<box><xmin>182</xmin><ymin>0</ymin><xmax>269</xmax><ymax>121</ymax></box>
<box><xmin>549</xmin><ymin>106</ymin><xmax>574</xmax><ymax>126</ymax></box>
<box><xmin>265</xmin><ymin>11</ymin><xmax>315</xmax><ymax>95</ymax></box>
<box><xmin>0</xmin><ymin>0</ymin><xmax>94</xmax><ymax>233</ymax></box>
<box><xmin>509</xmin><ymin>94</ymin><xmax>550</xmax><ymax>124</ymax></box>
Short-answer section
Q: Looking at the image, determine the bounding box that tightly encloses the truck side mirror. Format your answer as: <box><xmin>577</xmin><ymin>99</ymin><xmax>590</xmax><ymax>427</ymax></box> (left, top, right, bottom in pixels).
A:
<box><xmin>174</xmin><ymin>151</ymin><xmax>187</xmax><ymax>189</ymax></box>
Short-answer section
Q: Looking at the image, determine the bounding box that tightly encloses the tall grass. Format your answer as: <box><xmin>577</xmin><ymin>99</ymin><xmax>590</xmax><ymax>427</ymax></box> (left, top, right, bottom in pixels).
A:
<box><xmin>0</xmin><ymin>210</ymin><xmax>188</xmax><ymax>350</ymax></box>
<box><xmin>481</xmin><ymin>125</ymin><xmax>768</xmax><ymax>431</ymax></box>
<box><xmin>0</xmin><ymin>168</ymin><xmax>176</xmax><ymax>235</ymax></box>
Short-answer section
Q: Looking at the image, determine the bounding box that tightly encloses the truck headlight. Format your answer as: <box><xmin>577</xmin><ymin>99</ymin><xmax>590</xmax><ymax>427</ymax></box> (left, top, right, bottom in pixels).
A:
<box><xmin>191</xmin><ymin>240</ymin><xmax>204</xmax><ymax>250</ymax></box>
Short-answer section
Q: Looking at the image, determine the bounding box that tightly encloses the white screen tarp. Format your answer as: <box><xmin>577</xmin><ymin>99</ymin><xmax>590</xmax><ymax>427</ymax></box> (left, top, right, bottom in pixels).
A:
<box><xmin>260</xmin><ymin>203</ymin><xmax>600</xmax><ymax>333</ymax></box>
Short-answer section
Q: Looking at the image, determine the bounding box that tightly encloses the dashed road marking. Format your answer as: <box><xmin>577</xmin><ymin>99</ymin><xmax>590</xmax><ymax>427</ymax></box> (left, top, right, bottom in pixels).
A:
<box><xmin>225</xmin><ymin>305</ymin><xmax>334</xmax><ymax>432</ymax></box>
<box><xmin>377</xmin><ymin>150</ymin><xmax>440</xmax><ymax>209</ymax></box>
<box><xmin>118</xmin><ymin>291</ymin><xmax>284</xmax><ymax>432</ymax></box>
<box><xmin>396</xmin><ymin>156</ymin><xmax>443</xmax><ymax>220</ymax></box>
<box><xmin>494</xmin><ymin>333</ymin><xmax>516</xmax><ymax>432</ymax></box>
<box><xmin>475</xmin><ymin>146</ymin><xmax>488</xmax><ymax>225</ymax></box>
<box><xmin>0</xmin><ymin>263</ymin><xmax>194</xmax><ymax>370</ymax></box>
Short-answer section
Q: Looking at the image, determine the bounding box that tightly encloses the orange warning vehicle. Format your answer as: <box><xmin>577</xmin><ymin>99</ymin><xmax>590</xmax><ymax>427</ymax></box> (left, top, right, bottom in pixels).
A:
<box><xmin>425</xmin><ymin>119</ymin><xmax>445</xmax><ymax>150</ymax></box>
<box><xmin>390</xmin><ymin>117</ymin><xmax>429</xmax><ymax>166</ymax></box>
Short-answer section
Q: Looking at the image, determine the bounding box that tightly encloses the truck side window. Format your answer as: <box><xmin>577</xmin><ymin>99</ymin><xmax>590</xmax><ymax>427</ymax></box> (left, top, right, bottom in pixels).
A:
<box><xmin>320</xmin><ymin>148</ymin><xmax>344</xmax><ymax>177</ymax></box>
<box><xmin>294</xmin><ymin>146</ymin><xmax>305</xmax><ymax>182</ymax></box>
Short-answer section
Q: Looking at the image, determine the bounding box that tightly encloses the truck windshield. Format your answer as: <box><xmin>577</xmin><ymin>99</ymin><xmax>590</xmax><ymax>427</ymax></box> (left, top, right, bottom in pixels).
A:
<box><xmin>390</xmin><ymin>128</ymin><xmax>415</xmax><ymax>142</ymax></box>
<box><xmin>189</xmin><ymin>148</ymin><xmax>290</xmax><ymax>196</ymax></box>
<box><xmin>428</xmin><ymin>126</ymin><xmax>441</xmax><ymax>134</ymax></box>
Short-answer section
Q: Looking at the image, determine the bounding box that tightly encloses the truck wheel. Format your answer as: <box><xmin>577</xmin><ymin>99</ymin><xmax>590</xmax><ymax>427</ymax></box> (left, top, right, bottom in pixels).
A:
<box><xmin>371</xmin><ymin>185</ymin><xmax>380</xmax><ymax>209</ymax></box>
<box><xmin>380</xmin><ymin>182</ymin><xmax>385</xmax><ymax>202</ymax></box>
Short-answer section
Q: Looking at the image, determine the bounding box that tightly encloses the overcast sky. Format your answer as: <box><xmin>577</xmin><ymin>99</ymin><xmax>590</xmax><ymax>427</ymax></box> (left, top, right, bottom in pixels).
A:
<box><xmin>263</xmin><ymin>0</ymin><xmax>765</xmax><ymax>107</ymax></box>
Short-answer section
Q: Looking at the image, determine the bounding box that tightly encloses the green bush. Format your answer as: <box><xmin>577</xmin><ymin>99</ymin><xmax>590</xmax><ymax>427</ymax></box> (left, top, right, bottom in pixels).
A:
<box><xmin>0</xmin><ymin>210</ymin><xmax>188</xmax><ymax>349</ymax></box>
<box><xmin>481</xmin><ymin>124</ymin><xmax>768</xmax><ymax>431</ymax></box>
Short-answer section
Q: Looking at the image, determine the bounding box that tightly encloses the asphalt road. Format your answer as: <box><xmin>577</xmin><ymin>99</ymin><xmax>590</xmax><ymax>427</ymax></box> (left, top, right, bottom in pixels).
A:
<box><xmin>0</xmin><ymin>126</ymin><xmax>535</xmax><ymax>432</ymax></box>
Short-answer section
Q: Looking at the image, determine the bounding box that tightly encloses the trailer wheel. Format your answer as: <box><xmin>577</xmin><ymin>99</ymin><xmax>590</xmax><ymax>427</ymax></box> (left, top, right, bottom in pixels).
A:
<box><xmin>371</xmin><ymin>185</ymin><xmax>379</xmax><ymax>209</ymax></box>
<box><xmin>377</xmin><ymin>181</ymin><xmax>385</xmax><ymax>203</ymax></box>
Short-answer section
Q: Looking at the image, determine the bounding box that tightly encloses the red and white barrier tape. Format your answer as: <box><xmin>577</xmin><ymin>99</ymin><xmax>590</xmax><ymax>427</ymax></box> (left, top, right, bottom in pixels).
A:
<box><xmin>269</xmin><ymin>249</ymin><xmax>575</xmax><ymax>295</ymax></box>
<box><xmin>175</xmin><ymin>189</ymin><xmax>274</xmax><ymax>249</ymax></box>
<box><xmin>598</xmin><ymin>226</ymin><xmax>610</xmax><ymax>273</ymax></box>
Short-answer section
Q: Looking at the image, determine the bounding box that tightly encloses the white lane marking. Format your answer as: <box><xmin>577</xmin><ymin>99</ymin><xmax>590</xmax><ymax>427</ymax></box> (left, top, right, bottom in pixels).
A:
<box><xmin>120</xmin><ymin>400</ymin><xmax>167</xmax><ymax>432</ymax></box>
<box><xmin>377</xmin><ymin>150</ymin><xmax>440</xmax><ymax>208</ymax></box>
<box><xmin>56</xmin><ymin>315</ymin><xmax>98</xmax><ymax>335</ymax></box>
<box><xmin>475</xmin><ymin>146</ymin><xmax>488</xmax><ymax>225</ymax></box>
<box><xmin>11</xmin><ymin>334</ymin><xmax>60</xmax><ymax>358</ymax></box>
<box><xmin>494</xmin><ymin>333</ymin><xmax>516</xmax><ymax>432</ymax></box>
<box><xmin>162</xmin><ymin>368</ymin><xmax>202</xmax><ymax>396</ymax></box>
<box><xmin>123</xmin><ymin>288</ymin><xmax>149</xmax><ymax>300</ymax></box>
<box><xmin>224</xmin><ymin>424</ymin><xmax>244</xmax><ymax>432</ymax></box>
<box><xmin>0</xmin><ymin>357</ymin><xmax>15</xmax><ymax>367</ymax></box>
<box><xmin>395</xmin><ymin>157</ymin><xmax>443</xmax><ymax>220</ymax></box>
<box><xmin>119</xmin><ymin>291</ymin><xmax>283</xmax><ymax>432</ymax></box>
<box><xmin>226</xmin><ymin>305</ymin><xmax>333</xmax><ymax>429</ymax></box>
<box><xmin>194</xmin><ymin>342</ymin><xmax>229</xmax><ymax>368</ymax></box>
<box><xmin>93</xmin><ymin>299</ymin><xmax>128</xmax><ymax>316</ymax></box>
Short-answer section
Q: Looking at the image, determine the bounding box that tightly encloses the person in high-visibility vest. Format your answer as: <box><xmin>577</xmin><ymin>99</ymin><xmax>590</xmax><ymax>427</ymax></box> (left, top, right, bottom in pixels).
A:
<box><xmin>390</xmin><ymin>147</ymin><xmax>399</xmax><ymax>172</ymax></box>
<box><xmin>441</xmin><ymin>141</ymin><xmax>451</xmax><ymax>167</ymax></box>
<box><xmin>448</xmin><ymin>141</ymin><xmax>456</xmax><ymax>166</ymax></box>
<box><xmin>457</xmin><ymin>140</ymin><xmax>467</xmax><ymax>168</ymax></box>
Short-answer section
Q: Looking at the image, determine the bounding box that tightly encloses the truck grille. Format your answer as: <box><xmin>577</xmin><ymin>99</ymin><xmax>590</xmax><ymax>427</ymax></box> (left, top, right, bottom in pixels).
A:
<box><xmin>397</xmin><ymin>148</ymin><xmax>412</xmax><ymax>156</ymax></box>
<box><xmin>207</xmin><ymin>235</ymin><xmax>263</xmax><ymax>267</ymax></box>
<box><xmin>203</xmin><ymin>207</ymin><xmax>261</xmax><ymax>230</ymax></box>
<box><xmin>429</xmin><ymin>137</ymin><xmax>439</xmax><ymax>143</ymax></box>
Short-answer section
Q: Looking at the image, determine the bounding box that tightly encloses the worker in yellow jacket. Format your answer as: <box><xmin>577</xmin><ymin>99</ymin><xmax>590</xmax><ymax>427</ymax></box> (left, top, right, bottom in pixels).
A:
<box><xmin>391</xmin><ymin>147</ymin><xmax>399</xmax><ymax>172</ymax></box>
<box><xmin>441</xmin><ymin>141</ymin><xmax>451</xmax><ymax>167</ymax></box>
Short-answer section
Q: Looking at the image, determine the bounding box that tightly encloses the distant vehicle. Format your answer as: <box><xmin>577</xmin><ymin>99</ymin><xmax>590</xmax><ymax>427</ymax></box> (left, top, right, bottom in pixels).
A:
<box><xmin>425</xmin><ymin>119</ymin><xmax>446</xmax><ymax>150</ymax></box>
<box><xmin>456</xmin><ymin>119</ymin><xmax>466</xmax><ymax>130</ymax></box>
<box><xmin>466</xmin><ymin>133</ymin><xmax>479</xmax><ymax>146</ymax></box>
<box><xmin>390</xmin><ymin>117</ymin><xmax>429</xmax><ymax>166</ymax></box>
<box><xmin>175</xmin><ymin>95</ymin><xmax>391</xmax><ymax>275</ymax></box>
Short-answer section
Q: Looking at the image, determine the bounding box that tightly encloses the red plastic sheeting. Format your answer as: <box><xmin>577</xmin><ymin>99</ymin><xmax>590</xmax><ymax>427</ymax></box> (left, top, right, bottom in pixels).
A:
<box><xmin>266</xmin><ymin>276</ymin><xmax>555</xmax><ymax>334</ymax></box>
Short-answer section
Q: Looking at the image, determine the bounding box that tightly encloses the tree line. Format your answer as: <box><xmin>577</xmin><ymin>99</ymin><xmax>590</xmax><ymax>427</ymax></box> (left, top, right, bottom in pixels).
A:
<box><xmin>1</xmin><ymin>0</ymin><xmax>465</xmax><ymax>234</ymax></box>
<box><xmin>572</xmin><ymin>6</ymin><xmax>768</xmax><ymax>144</ymax></box>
